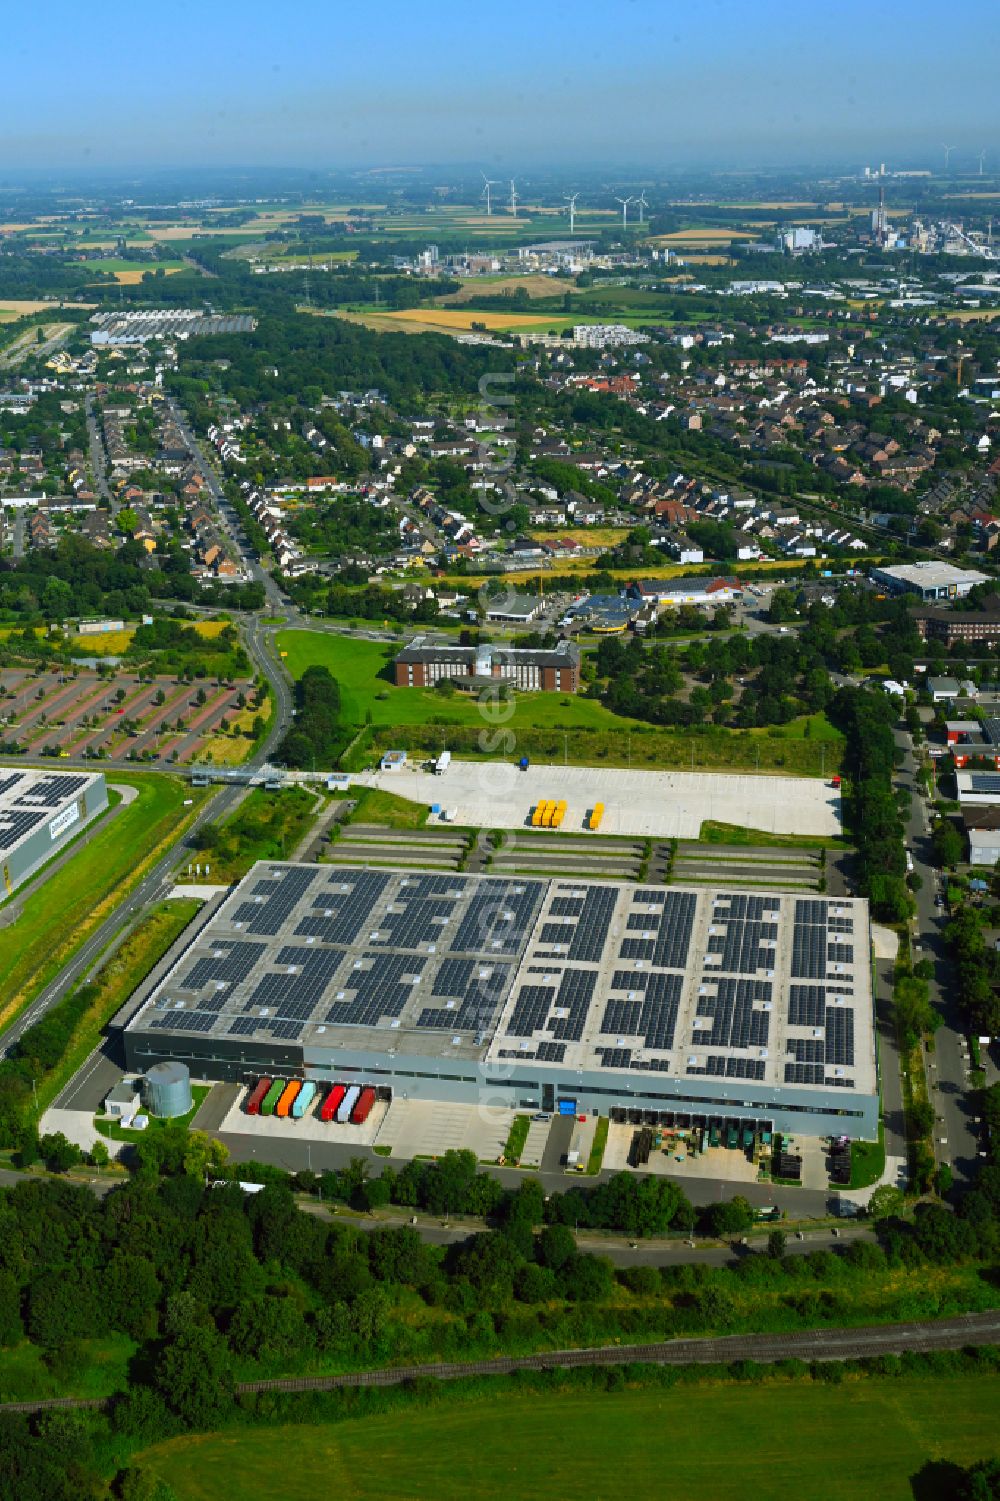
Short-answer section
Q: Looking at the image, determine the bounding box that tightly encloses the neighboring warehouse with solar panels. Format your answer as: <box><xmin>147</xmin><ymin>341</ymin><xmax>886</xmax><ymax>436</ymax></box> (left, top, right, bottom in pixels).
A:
<box><xmin>0</xmin><ymin>769</ymin><xmax>108</xmax><ymax>898</ymax></box>
<box><xmin>121</xmin><ymin>861</ymin><xmax>878</xmax><ymax>1140</ymax></box>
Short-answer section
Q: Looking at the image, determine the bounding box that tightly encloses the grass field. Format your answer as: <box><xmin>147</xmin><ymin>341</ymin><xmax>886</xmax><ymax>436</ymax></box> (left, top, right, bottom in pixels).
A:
<box><xmin>697</xmin><ymin>821</ymin><xmax>844</xmax><ymax>849</ymax></box>
<box><xmin>0</xmin><ymin>773</ymin><xmax>207</xmax><ymax>1034</ymax></box>
<box><xmin>37</xmin><ymin>898</ymin><xmax>202</xmax><ymax>1114</ymax></box>
<box><xmin>185</xmin><ymin>786</ymin><xmax>322</xmax><ymax>883</ymax></box>
<box><xmin>138</xmin><ymin>1377</ymin><xmax>1000</xmax><ymax>1501</ymax></box>
<box><xmin>276</xmin><ymin>630</ymin><xmax>640</xmax><ymax>734</ymax></box>
<box><xmin>277</xmin><ymin>630</ymin><xmax>843</xmax><ymax>775</ymax></box>
<box><xmin>346</xmin><ymin>787</ymin><xmax>430</xmax><ymax>828</ymax></box>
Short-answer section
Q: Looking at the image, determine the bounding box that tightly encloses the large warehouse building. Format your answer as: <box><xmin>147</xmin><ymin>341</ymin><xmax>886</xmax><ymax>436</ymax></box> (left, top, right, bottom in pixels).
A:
<box><xmin>0</xmin><ymin>769</ymin><xmax>108</xmax><ymax>897</ymax></box>
<box><xmin>123</xmin><ymin>862</ymin><xmax>878</xmax><ymax>1139</ymax></box>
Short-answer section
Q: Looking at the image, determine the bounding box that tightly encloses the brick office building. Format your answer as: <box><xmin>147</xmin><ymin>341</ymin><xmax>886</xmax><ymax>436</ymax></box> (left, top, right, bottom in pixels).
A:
<box><xmin>393</xmin><ymin>635</ymin><xmax>580</xmax><ymax>692</ymax></box>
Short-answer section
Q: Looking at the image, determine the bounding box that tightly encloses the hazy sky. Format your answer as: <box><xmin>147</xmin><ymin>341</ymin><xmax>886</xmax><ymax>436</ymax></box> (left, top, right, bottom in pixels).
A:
<box><xmin>2</xmin><ymin>0</ymin><xmax>997</xmax><ymax>172</ymax></box>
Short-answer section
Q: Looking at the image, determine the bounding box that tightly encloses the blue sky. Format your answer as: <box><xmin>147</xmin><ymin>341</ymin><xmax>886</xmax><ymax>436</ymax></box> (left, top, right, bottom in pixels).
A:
<box><xmin>1</xmin><ymin>0</ymin><xmax>997</xmax><ymax>171</ymax></box>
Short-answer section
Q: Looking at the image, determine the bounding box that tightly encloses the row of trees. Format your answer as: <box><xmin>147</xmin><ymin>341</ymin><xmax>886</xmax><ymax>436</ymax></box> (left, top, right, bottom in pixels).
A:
<box><xmin>831</xmin><ymin>685</ymin><xmax>910</xmax><ymax>922</ymax></box>
<box><xmin>278</xmin><ymin>664</ymin><xmax>343</xmax><ymax>769</ymax></box>
<box><xmin>945</xmin><ymin>906</ymin><xmax>1000</xmax><ymax>1039</ymax></box>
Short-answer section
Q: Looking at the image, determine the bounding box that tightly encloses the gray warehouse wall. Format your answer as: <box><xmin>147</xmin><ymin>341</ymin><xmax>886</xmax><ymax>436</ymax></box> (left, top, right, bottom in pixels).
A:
<box><xmin>120</xmin><ymin>1027</ymin><xmax>879</xmax><ymax>1140</ymax></box>
<box><xmin>3</xmin><ymin>774</ymin><xmax>109</xmax><ymax>898</ymax></box>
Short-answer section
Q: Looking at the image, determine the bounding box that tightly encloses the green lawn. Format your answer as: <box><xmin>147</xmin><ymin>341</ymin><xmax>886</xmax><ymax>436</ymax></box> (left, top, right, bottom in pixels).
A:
<box><xmin>345</xmin><ymin>787</ymin><xmax>430</xmax><ymax>829</ymax></box>
<box><xmin>139</xmin><ymin>1377</ymin><xmax>999</xmax><ymax>1501</ymax></box>
<box><xmin>697</xmin><ymin>821</ymin><xmax>845</xmax><ymax>850</ymax></box>
<box><xmin>95</xmin><ymin>1084</ymin><xmax>210</xmax><ymax>1142</ymax></box>
<box><xmin>850</xmin><ymin>1123</ymin><xmax>887</xmax><ymax>1190</ymax></box>
<box><xmin>36</xmin><ymin>898</ymin><xmax>203</xmax><ymax>1115</ymax></box>
<box><xmin>276</xmin><ymin>630</ymin><xmax>635</xmax><ymax>733</ymax></box>
<box><xmin>0</xmin><ymin>773</ymin><xmax>208</xmax><ymax>1034</ymax></box>
<box><xmin>277</xmin><ymin>631</ymin><xmax>842</xmax><ymax>776</ymax></box>
<box><xmin>0</xmin><ymin>1333</ymin><xmax>137</xmax><ymax>1403</ymax></box>
<box><xmin>188</xmin><ymin>786</ymin><xmax>323</xmax><ymax>883</ymax></box>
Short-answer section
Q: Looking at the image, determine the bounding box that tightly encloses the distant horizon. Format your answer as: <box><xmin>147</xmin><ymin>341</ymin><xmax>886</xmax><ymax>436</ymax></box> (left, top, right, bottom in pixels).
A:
<box><xmin>0</xmin><ymin>0</ymin><xmax>996</xmax><ymax>174</ymax></box>
<box><xmin>0</xmin><ymin>156</ymin><xmax>989</xmax><ymax>190</ymax></box>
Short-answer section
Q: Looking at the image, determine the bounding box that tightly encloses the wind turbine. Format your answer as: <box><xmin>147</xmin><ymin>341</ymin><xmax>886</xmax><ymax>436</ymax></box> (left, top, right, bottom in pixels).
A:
<box><xmin>978</xmin><ymin>150</ymin><xmax>987</xmax><ymax>177</ymax></box>
<box><xmin>481</xmin><ymin>174</ymin><xmax>499</xmax><ymax>216</ymax></box>
<box><xmin>942</xmin><ymin>144</ymin><xmax>955</xmax><ymax>171</ymax></box>
<box><xmin>635</xmin><ymin>191</ymin><xmax>649</xmax><ymax>225</ymax></box>
<box><xmin>509</xmin><ymin>178</ymin><xmax>519</xmax><ymax>217</ymax></box>
<box><xmin>564</xmin><ymin>192</ymin><xmax>579</xmax><ymax>234</ymax></box>
<box><xmin>615</xmin><ymin>195</ymin><xmax>633</xmax><ymax>231</ymax></box>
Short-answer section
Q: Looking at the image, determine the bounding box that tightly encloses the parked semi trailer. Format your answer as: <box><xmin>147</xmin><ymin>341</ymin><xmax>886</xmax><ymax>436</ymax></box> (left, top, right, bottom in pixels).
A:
<box><xmin>292</xmin><ymin>1081</ymin><xmax>317</xmax><ymax>1119</ymax></box>
<box><xmin>320</xmin><ymin>1083</ymin><xmax>346</xmax><ymax>1122</ymax></box>
<box><xmin>337</xmin><ymin>1085</ymin><xmax>361</xmax><ymax>1123</ymax></box>
<box><xmin>260</xmin><ymin>1079</ymin><xmax>285</xmax><ymax>1117</ymax></box>
<box><xmin>351</xmin><ymin>1085</ymin><xmax>376</xmax><ymax>1125</ymax></box>
<box><xmin>275</xmin><ymin>1080</ymin><xmax>301</xmax><ymax>1118</ymax></box>
<box><xmin>245</xmin><ymin>1078</ymin><xmax>271</xmax><ymax>1115</ymax></box>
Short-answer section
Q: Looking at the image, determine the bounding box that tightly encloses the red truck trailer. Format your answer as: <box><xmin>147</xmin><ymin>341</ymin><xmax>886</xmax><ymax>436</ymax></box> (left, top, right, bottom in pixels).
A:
<box><xmin>320</xmin><ymin>1083</ymin><xmax>346</xmax><ymax>1123</ymax></box>
<box><xmin>245</xmin><ymin>1078</ymin><xmax>271</xmax><ymax>1116</ymax></box>
<box><xmin>351</xmin><ymin>1086</ymin><xmax>377</xmax><ymax>1125</ymax></box>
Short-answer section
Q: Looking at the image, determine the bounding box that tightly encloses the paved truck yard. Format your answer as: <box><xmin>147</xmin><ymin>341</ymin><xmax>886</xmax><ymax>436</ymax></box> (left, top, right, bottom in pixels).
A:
<box><xmin>370</xmin><ymin>762</ymin><xmax>842</xmax><ymax>839</ymax></box>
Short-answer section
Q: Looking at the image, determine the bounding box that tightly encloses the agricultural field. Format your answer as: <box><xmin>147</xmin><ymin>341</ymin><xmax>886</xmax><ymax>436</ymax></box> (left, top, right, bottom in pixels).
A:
<box><xmin>435</xmin><ymin>273</ymin><xmax>572</xmax><ymax>303</ymax></box>
<box><xmin>84</xmin><ymin>258</ymin><xmax>187</xmax><ymax>284</ymax></box>
<box><xmin>137</xmin><ymin>1377</ymin><xmax>1000</xmax><ymax>1501</ymax></box>
<box><xmin>0</xmin><ymin>667</ymin><xmax>256</xmax><ymax>765</ymax></box>
<box><xmin>337</xmin><ymin>306</ymin><xmax>558</xmax><ymax>336</ymax></box>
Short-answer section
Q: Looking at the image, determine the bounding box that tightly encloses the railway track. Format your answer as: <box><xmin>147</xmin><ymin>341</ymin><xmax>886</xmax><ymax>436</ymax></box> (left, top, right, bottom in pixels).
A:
<box><xmin>3</xmin><ymin>1311</ymin><xmax>999</xmax><ymax>1414</ymax></box>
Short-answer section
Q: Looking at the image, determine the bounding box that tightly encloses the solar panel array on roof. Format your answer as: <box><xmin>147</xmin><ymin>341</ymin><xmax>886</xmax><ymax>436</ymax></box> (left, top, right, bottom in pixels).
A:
<box><xmin>598</xmin><ymin>1046</ymin><xmax>633</xmax><ymax>1069</ymax></box>
<box><xmin>687</xmin><ymin>1054</ymin><xmax>766</xmax><ymax>1081</ymax></box>
<box><xmin>791</xmin><ymin>898</ymin><xmax>829</xmax><ymax>980</ymax></box>
<box><xmin>550</xmin><ymin>968</ymin><xmax>597</xmax><ymax>1040</ymax></box>
<box><xmin>565</xmin><ymin>886</ymin><xmax>617</xmax><ymax>962</ymax></box>
<box><xmin>969</xmin><ymin>772</ymin><xmax>1000</xmax><ymax>792</ymax></box>
<box><xmin>787</xmin><ymin>1037</ymin><xmax>825</xmax><ymax>1062</ymax></box>
<box><xmin>507</xmin><ymin>983</ymin><xmax>556</xmax><ymax>1037</ymax></box>
<box><xmin>600</xmin><ymin>971</ymin><xmax>683</xmax><ymax>1051</ymax></box>
<box><xmin>233</xmin><ymin>867</ymin><xmax>319</xmax><ymax>935</ymax></box>
<box><xmin>784</xmin><ymin>1062</ymin><xmax>825</xmax><ymax>1085</ymax></box>
<box><xmin>152</xmin><ymin>1009</ymin><xmax>217</xmax><ymax>1033</ymax></box>
<box><xmin>691</xmin><ymin>978</ymin><xmax>771</xmax><ymax>1049</ymax></box>
<box><xmin>825</xmin><ymin>1006</ymin><xmax>855</xmax><ymax>1066</ymax></box>
<box><xmin>0</xmin><ymin>809</ymin><xmax>43</xmax><ymax>852</ymax></box>
<box><xmin>0</xmin><ymin>773</ymin><xmax>22</xmax><ymax>798</ymax></box>
<box><xmin>295</xmin><ymin>870</ymin><xmax>389</xmax><ymax>946</ymax></box>
<box><xmin>619</xmin><ymin>888</ymin><xmax>696</xmax><ymax>969</ymax></box>
<box><xmin>18</xmin><ymin>773</ymin><xmax>87</xmax><ymax>807</ymax></box>
<box><xmin>416</xmin><ymin>957</ymin><xmax>510</xmax><ymax>1033</ymax></box>
<box><xmin>181</xmin><ymin>940</ymin><xmax>265</xmax><ymax>994</ymax></box>
<box><xmin>452</xmin><ymin>880</ymin><xmax>544</xmax><ymax>955</ymax></box>
<box><xmin>788</xmin><ymin>984</ymin><xmax>826</xmax><ymax>1027</ymax></box>
<box><xmin>706</xmin><ymin>918</ymin><xmax>777</xmax><ymax>975</ymax></box>
<box><xmin>325</xmin><ymin>953</ymin><xmax>426</xmax><ymax>1028</ymax></box>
